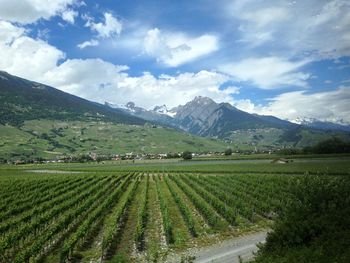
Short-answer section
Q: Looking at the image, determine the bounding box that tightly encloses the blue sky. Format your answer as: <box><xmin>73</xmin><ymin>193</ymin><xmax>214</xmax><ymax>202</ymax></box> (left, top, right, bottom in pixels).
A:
<box><xmin>0</xmin><ymin>0</ymin><xmax>349</xmax><ymax>123</ymax></box>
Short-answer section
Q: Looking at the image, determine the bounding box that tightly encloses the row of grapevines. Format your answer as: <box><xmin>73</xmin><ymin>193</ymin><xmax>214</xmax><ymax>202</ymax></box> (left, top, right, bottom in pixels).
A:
<box><xmin>169</xmin><ymin>175</ymin><xmax>224</xmax><ymax>230</ymax></box>
<box><xmin>0</xmin><ymin>178</ymin><xmax>65</xmax><ymax>212</ymax></box>
<box><xmin>155</xmin><ymin>176</ymin><xmax>174</xmax><ymax>245</ymax></box>
<box><xmin>229</xmin><ymin>174</ymin><xmax>292</xmax><ymax>210</ymax></box>
<box><xmin>164</xmin><ymin>176</ymin><xmax>197</xmax><ymax>237</ymax></box>
<box><xmin>60</xmin><ymin>174</ymin><xmax>135</xmax><ymax>262</ymax></box>
<box><xmin>0</xmin><ymin>174</ymin><xmax>118</xmax><ymax>260</ymax></box>
<box><xmin>0</xmin><ymin>176</ymin><xmax>93</xmax><ymax>232</ymax></box>
<box><xmin>10</xmin><ymin>174</ymin><xmax>127</xmax><ymax>263</ymax></box>
<box><xmin>200</xmin><ymin>175</ymin><xmax>257</xmax><ymax>221</ymax></box>
<box><xmin>135</xmin><ymin>175</ymin><xmax>149</xmax><ymax>251</ymax></box>
<box><xmin>224</xmin><ymin>175</ymin><xmax>282</xmax><ymax>213</ymax></box>
<box><xmin>0</xmin><ymin>176</ymin><xmax>55</xmax><ymax>197</ymax></box>
<box><xmin>188</xmin><ymin>174</ymin><xmax>254</xmax><ymax>223</ymax></box>
<box><xmin>101</xmin><ymin>175</ymin><xmax>140</xmax><ymax>259</ymax></box>
<box><xmin>180</xmin><ymin>174</ymin><xmax>237</xmax><ymax>226</ymax></box>
<box><xmin>210</xmin><ymin>175</ymin><xmax>270</xmax><ymax>215</ymax></box>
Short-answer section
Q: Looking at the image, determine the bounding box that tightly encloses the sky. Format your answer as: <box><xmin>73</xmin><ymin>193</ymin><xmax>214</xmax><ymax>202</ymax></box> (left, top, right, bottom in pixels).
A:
<box><xmin>0</xmin><ymin>0</ymin><xmax>350</xmax><ymax>124</ymax></box>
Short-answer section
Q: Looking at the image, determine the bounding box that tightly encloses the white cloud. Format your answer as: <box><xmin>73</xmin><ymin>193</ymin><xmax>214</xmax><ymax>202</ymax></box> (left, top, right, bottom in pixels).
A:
<box><xmin>77</xmin><ymin>39</ymin><xmax>99</xmax><ymax>49</ymax></box>
<box><xmin>233</xmin><ymin>99</ymin><xmax>257</xmax><ymax>114</ymax></box>
<box><xmin>61</xmin><ymin>8</ymin><xmax>78</xmax><ymax>24</ymax></box>
<box><xmin>144</xmin><ymin>28</ymin><xmax>218</xmax><ymax>67</ymax></box>
<box><xmin>0</xmin><ymin>0</ymin><xmax>76</xmax><ymax>24</ymax></box>
<box><xmin>43</xmin><ymin>64</ymin><xmax>232</xmax><ymax>109</ymax></box>
<box><xmin>234</xmin><ymin>87</ymin><xmax>350</xmax><ymax>124</ymax></box>
<box><xmin>0</xmin><ymin>23</ymin><xmax>64</xmax><ymax>80</ymax></box>
<box><xmin>0</xmin><ymin>21</ymin><xmax>232</xmax><ymax>109</ymax></box>
<box><xmin>240</xmin><ymin>7</ymin><xmax>290</xmax><ymax>28</ymax></box>
<box><xmin>226</xmin><ymin>0</ymin><xmax>350</xmax><ymax>59</ymax></box>
<box><xmin>85</xmin><ymin>12</ymin><xmax>122</xmax><ymax>38</ymax></box>
<box><xmin>0</xmin><ymin>21</ymin><xmax>25</xmax><ymax>44</ymax></box>
<box><xmin>219</xmin><ymin>57</ymin><xmax>311</xmax><ymax>89</ymax></box>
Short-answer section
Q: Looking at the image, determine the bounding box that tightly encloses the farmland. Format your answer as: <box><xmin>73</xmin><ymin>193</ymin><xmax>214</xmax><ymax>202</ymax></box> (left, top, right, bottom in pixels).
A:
<box><xmin>0</xmin><ymin>157</ymin><xmax>349</xmax><ymax>262</ymax></box>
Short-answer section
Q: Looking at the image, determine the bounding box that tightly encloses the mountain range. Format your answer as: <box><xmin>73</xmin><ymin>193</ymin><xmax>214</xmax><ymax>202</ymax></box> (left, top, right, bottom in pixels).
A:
<box><xmin>105</xmin><ymin>96</ymin><xmax>350</xmax><ymax>138</ymax></box>
<box><xmin>1</xmin><ymin>71</ymin><xmax>349</xmax><ymax>160</ymax></box>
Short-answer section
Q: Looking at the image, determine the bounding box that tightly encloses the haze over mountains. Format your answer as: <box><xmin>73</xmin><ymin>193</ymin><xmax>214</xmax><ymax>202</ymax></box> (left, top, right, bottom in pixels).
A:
<box><xmin>1</xmin><ymin>71</ymin><xmax>350</xmax><ymax>161</ymax></box>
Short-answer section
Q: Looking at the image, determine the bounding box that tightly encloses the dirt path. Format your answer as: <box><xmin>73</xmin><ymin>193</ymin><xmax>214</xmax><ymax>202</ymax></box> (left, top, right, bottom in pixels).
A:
<box><xmin>193</xmin><ymin>231</ymin><xmax>267</xmax><ymax>263</ymax></box>
<box><xmin>165</xmin><ymin>230</ymin><xmax>267</xmax><ymax>263</ymax></box>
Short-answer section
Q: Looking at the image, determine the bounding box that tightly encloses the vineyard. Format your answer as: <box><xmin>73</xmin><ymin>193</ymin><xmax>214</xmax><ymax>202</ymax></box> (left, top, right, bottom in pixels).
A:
<box><xmin>0</xmin><ymin>168</ymin><xmax>299</xmax><ymax>263</ymax></box>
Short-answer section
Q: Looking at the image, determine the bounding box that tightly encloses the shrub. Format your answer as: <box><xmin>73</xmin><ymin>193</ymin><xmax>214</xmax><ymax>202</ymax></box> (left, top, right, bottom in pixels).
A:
<box><xmin>182</xmin><ymin>151</ymin><xmax>192</xmax><ymax>160</ymax></box>
<box><xmin>224</xmin><ymin>148</ymin><xmax>232</xmax><ymax>156</ymax></box>
<box><xmin>254</xmin><ymin>175</ymin><xmax>350</xmax><ymax>263</ymax></box>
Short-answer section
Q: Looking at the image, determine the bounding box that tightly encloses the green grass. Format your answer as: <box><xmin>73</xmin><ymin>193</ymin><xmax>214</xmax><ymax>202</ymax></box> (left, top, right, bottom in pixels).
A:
<box><xmin>8</xmin><ymin>155</ymin><xmax>350</xmax><ymax>175</ymax></box>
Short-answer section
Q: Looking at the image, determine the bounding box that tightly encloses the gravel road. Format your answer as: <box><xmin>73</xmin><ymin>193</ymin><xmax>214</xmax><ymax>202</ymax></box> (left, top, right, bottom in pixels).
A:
<box><xmin>193</xmin><ymin>231</ymin><xmax>267</xmax><ymax>263</ymax></box>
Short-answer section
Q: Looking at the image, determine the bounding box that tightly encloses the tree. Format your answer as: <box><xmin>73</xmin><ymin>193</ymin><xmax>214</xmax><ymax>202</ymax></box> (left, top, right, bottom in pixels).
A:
<box><xmin>305</xmin><ymin>137</ymin><xmax>350</xmax><ymax>154</ymax></box>
<box><xmin>254</xmin><ymin>175</ymin><xmax>350</xmax><ymax>263</ymax></box>
<box><xmin>224</xmin><ymin>148</ymin><xmax>232</xmax><ymax>156</ymax></box>
<box><xmin>182</xmin><ymin>151</ymin><xmax>192</xmax><ymax>160</ymax></box>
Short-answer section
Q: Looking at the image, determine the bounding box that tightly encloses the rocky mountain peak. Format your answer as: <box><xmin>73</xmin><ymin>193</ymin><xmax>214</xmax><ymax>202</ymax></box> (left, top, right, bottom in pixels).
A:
<box><xmin>153</xmin><ymin>104</ymin><xmax>168</xmax><ymax>113</ymax></box>
<box><xmin>126</xmin><ymin>101</ymin><xmax>136</xmax><ymax>109</ymax></box>
<box><xmin>192</xmin><ymin>96</ymin><xmax>216</xmax><ymax>105</ymax></box>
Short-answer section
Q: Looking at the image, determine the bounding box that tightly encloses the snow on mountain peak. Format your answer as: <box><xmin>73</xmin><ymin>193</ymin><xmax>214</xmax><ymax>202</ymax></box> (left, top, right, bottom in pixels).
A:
<box><xmin>153</xmin><ymin>104</ymin><xmax>168</xmax><ymax>113</ymax></box>
<box><xmin>153</xmin><ymin>104</ymin><xmax>176</xmax><ymax>117</ymax></box>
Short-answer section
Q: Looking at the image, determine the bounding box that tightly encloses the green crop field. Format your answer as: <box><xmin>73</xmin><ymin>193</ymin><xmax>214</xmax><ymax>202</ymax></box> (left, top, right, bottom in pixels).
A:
<box><xmin>0</xmin><ymin>157</ymin><xmax>349</xmax><ymax>262</ymax></box>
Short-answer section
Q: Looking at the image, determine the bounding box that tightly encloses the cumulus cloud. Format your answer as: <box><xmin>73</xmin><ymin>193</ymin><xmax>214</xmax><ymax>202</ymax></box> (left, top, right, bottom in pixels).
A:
<box><xmin>219</xmin><ymin>57</ymin><xmax>311</xmax><ymax>89</ymax></box>
<box><xmin>0</xmin><ymin>21</ymin><xmax>25</xmax><ymax>44</ymax></box>
<box><xmin>77</xmin><ymin>39</ymin><xmax>99</xmax><ymax>49</ymax></box>
<box><xmin>234</xmin><ymin>87</ymin><xmax>350</xmax><ymax>124</ymax></box>
<box><xmin>84</xmin><ymin>12</ymin><xmax>122</xmax><ymax>38</ymax></box>
<box><xmin>226</xmin><ymin>0</ymin><xmax>350</xmax><ymax>59</ymax></box>
<box><xmin>61</xmin><ymin>8</ymin><xmax>78</xmax><ymax>24</ymax></box>
<box><xmin>144</xmin><ymin>28</ymin><xmax>218</xmax><ymax>67</ymax></box>
<box><xmin>0</xmin><ymin>0</ymin><xmax>76</xmax><ymax>24</ymax></box>
<box><xmin>0</xmin><ymin>23</ymin><xmax>64</xmax><ymax>80</ymax></box>
<box><xmin>0</xmin><ymin>21</ymin><xmax>232</xmax><ymax>109</ymax></box>
<box><xmin>78</xmin><ymin>12</ymin><xmax>122</xmax><ymax>48</ymax></box>
<box><xmin>43</xmin><ymin>63</ymin><xmax>232</xmax><ymax>109</ymax></box>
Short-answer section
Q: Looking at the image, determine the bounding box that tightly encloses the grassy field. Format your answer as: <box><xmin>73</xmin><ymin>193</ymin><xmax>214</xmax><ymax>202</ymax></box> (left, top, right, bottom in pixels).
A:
<box><xmin>6</xmin><ymin>154</ymin><xmax>349</xmax><ymax>174</ymax></box>
<box><xmin>0</xmin><ymin>157</ymin><xmax>349</xmax><ymax>262</ymax></box>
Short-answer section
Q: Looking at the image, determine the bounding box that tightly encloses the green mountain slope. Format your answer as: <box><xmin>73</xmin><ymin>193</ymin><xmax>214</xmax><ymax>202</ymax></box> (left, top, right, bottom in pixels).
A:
<box><xmin>0</xmin><ymin>120</ymin><xmax>228</xmax><ymax>161</ymax></box>
<box><xmin>0</xmin><ymin>71</ymin><xmax>145</xmax><ymax>126</ymax></box>
<box><xmin>227</xmin><ymin>127</ymin><xmax>350</xmax><ymax>151</ymax></box>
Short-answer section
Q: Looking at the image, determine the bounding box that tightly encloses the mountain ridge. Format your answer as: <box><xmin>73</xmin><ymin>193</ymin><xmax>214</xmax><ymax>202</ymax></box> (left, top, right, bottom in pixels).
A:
<box><xmin>0</xmin><ymin>71</ymin><xmax>146</xmax><ymax>126</ymax></box>
<box><xmin>106</xmin><ymin>96</ymin><xmax>297</xmax><ymax>138</ymax></box>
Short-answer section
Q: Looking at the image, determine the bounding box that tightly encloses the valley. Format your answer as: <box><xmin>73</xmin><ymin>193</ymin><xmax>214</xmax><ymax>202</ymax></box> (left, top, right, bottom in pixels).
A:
<box><xmin>1</xmin><ymin>1</ymin><xmax>349</xmax><ymax>262</ymax></box>
<box><xmin>1</xmin><ymin>71</ymin><xmax>349</xmax><ymax>162</ymax></box>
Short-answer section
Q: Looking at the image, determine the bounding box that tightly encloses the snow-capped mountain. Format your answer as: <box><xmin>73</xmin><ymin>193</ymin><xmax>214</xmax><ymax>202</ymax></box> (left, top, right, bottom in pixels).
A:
<box><xmin>105</xmin><ymin>97</ymin><xmax>350</xmax><ymax>139</ymax></box>
<box><xmin>104</xmin><ymin>101</ymin><xmax>130</xmax><ymax>110</ymax></box>
<box><xmin>105</xmin><ymin>101</ymin><xmax>176</xmax><ymax>126</ymax></box>
<box><xmin>153</xmin><ymin>105</ymin><xmax>177</xmax><ymax>117</ymax></box>
<box><xmin>292</xmin><ymin>117</ymin><xmax>350</xmax><ymax>132</ymax></box>
<box><xmin>105</xmin><ymin>96</ymin><xmax>297</xmax><ymax>138</ymax></box>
